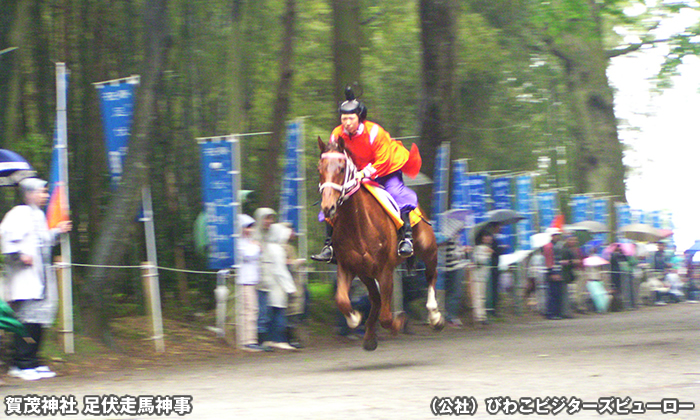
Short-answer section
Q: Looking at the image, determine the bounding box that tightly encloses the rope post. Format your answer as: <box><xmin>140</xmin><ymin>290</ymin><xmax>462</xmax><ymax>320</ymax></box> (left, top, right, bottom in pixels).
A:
<box><xmin>141</xmin><ymin>262</ymin><xmax>165</xmax><ymax>352</ymax></box>
<box><xmin>215</xmin><ymin>269</ymin><xmax>230</xmax><ymax>339</ymax></box>
<box><xmin>54</xmin><ymin>257</ymin><xmax>74</xmax><ymax>353</ymax></box>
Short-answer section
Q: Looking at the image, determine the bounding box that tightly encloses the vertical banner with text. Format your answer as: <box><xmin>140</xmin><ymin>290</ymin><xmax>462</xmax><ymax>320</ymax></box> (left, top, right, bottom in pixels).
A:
<box><xmin>515</xmin><ymin>175</ymin><xmax>534</xmax><ymax>250</ymax></box>
<box><xmin>615</xmin><ymin>202</ymin><xmax>631</xmax><ymax>241</ymax></box>
<box><xmin>592</xmin><ymin>198</ymin><xmax>609</xmax><ymax>242</ymax></box>
<box><xmin>468</xmin><ymin>174</ymin><xmax>489</xmax><ymax>225</ymax></box>
<box><xmin>199</xmin><ymin>136</ymin><xmax>239</xmax><ymax>269</ymax></box>
<box><xmin>537</xmin><ymin>191</ymin><xmax>558</xmax><ymax>232</ymax></box>
<box><xmin>431</xmin><ymin>142</ymin><xmax>450</xmax><ymax>235</ymax></box>
<box><xmin>491</xmin><ymin>176</ymin><xmax>514</xmax><ymax>253</ymax></box>
<box><xmin>279</xmin><ymin>120</ymin><xmax>307</xmax><ymax>259</ymax></box>
<box><xmin>451</xmin><ymin>159</ymin><xmax>470</xmax><ymax>245</ymax></box>
<box><xmin>95</xmin><ymin>76</ymin><xmax>139</xmax><ymax>188</ymax></box>
<box><xmin>571</xmin><ymin>195</ymin><xmax>591</xmax><ymax>224</ymax></box>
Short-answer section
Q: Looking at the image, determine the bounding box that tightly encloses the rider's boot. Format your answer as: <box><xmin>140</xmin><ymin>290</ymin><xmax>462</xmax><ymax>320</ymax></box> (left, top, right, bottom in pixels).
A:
<box><xmin>311</xmin><ymin>224</ymin><xmax>335</xmax><ymax>263</ymax></box>
<box><xmin>398</xmin><ymin>211</ymin><xmax>414</xmax><ymax>257</ymax></box>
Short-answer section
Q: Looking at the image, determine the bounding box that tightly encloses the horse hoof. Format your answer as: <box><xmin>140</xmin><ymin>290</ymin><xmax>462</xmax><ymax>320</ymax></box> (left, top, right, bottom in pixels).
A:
<box><xmin>363</xmin><ymin>337</ymin><xmax>378</xmax><ymax>351</ymax></box>
<box><xmin>432</xmin><ymin>315</ymin><xmax>446</xmax><ymax>332</ymax></box>
<box><xmin>394</xmin><ymin>312</ymin><xmax>409</xmax><ymax>335</ymax></box>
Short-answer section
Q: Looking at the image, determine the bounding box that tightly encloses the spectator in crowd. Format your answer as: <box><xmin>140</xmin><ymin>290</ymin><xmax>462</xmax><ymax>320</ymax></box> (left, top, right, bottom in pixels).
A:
<box><xmin>543</xmin><ymin>228</ymin><xmax>564</xmax><ymax>320</ymax></box>
<box><xmin>284</xmin><ymin>225</ymin><xmax>307</xmax><ymax>348</ymax></box>
<box><xmin>527</xmin><ymin>249</ymin><xmax>547</xmax><ymax>315</ymax></box>
<box><xmin>253</xmin><ymin>207</ymin><xmax>277</xmax><ymax>346</ymax></box>
<box><xmin>436</xmin><ymin>225</ymin><xmax>468</xmax><ymax>328</ymax></box>
<box><xmin>472</xmin><ymin>231</ymin><xmax>493</xmax><ymax>326</ymax></box>
<box><xmin>260</xmin><ymin>222</ymin><xmax>298</xmax><ymax>351</ymax></box>
<box><xmin>650</xmin><ymin>241</ymin><xmax>672</xmax><ymax>305</ymax></box>
<box><xmin>622</xmin><ymin>243</ymin><xmax>639</xmax><ymax>310</ymax></box>
<box><xmin>236</xmin><ymin>214</ymin><xmax>266</xmax><ymax>352</ymax></box>
<box><xmin>572</xmin><ymin>237</ymin><xmax>588</xmax><ymax>313</ymax></box>
<box><xmin>609</xmin><ymin>243</ymin><xmax>628</xmax><ymax>311</ymax></box>
<box><xmin>560</xmin><ymin>234</ymin><xmax>582</xmax><ymax>318</ymax></box>
<box><xmin>1</xmin><ymin>178</ymin><xmax>72</xmax><ymax>381</ymax></box>
<box><xmin>487</xmin><ymin>223</ymin><xmax>507</xmax><ymax>318</ymax></box>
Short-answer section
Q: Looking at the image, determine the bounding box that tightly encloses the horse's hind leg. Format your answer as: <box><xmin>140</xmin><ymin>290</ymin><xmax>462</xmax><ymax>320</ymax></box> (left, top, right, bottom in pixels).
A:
<box><xmin>335</xmin><ymin>268</ymin><xmax>363</xmax><ymax>330</ymax></box>
<box><xmin>414</xmin><ymin>221</ymin><xmax>445</xmax><ymax>331</ymax></box>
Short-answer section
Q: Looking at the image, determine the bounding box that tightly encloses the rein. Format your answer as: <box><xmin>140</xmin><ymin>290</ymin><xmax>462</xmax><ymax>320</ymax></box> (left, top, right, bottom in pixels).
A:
<box><xmin>318</xmin><ymin>151</ymin><xmax>361</xmax><ymax>207</ymax></box>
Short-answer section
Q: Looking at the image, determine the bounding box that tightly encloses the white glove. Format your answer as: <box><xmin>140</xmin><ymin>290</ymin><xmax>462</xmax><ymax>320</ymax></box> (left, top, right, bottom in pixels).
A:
<box><xmin>355</xmin><ymin>165</ymin><xmax>373</xmax><ymax>180</ymax></box>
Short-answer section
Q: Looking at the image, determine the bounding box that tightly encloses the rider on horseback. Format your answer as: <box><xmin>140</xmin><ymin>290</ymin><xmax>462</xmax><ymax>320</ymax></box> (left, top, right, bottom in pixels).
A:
<box><xmin>311</xmin><ymin>87</ymin><xmax>422</xmax><ymax>263</ymax></box>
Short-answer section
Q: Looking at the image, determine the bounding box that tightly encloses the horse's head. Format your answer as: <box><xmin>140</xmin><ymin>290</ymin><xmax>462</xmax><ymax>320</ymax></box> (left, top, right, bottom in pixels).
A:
<box><xmin>317</xmin><ymin>136</ymin><xmax>356</xmax><ymax>219</ymax></box>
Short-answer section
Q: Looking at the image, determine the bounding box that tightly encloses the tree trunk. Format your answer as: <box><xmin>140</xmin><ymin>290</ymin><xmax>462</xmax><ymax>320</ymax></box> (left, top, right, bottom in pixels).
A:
<box><xmin>417</xmin><ymin>0</ymin><xmax>457</xmax><ymax>184</ymax></box>
<box><xmin>82</xmin><ymin>0</ymin><xmax>171</xmax><ymax>342</ymax></box>
<box><xmin>259</xmin><ymin>0</ymin><xmax>296</xmax><ymax>208</ymax></box>
<box><xmin>226</xmin><ymin>0</ymin><xmax>246</xmax><ymax>133</ymax></box>
<box><xmin>547</xmin><ymin>6</ymin><xmax>626</xmax><ymax>201</ymax></box>
<box><xmin>332</xmin><ymin>0</ymin><xmax>362</xmax><ymax>102</ymax></box>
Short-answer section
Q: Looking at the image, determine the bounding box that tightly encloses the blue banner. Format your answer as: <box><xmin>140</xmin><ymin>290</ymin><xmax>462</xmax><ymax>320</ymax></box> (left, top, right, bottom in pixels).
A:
<box><xmin>649</xmin><ymin>210</ymin><xmax>662</xmax><ymax>229</ymax></box>
<box><xmin>615</xmin><ymin>202</ymin><xmax>631</xmax><ymax>240</ymax></box>
<box><xmin>431</xmin><ymin>142</ymin><xmax>450</xmax><ymax>234</ymax></box>
<box><xmin>279</xmin><ymin>120</ymin><xmax>304</xmax><ymax>233</ymax></box>
<box><xmin>537</xmin><ymin>191</ymin><xmax>557</xmax><ymax>232</ymax></box>
<box><xmin>592</xmin><ymin>198</ymin><xmax>609</xmax><ymax>242</ymax></box>
<box><xmin>467</xmin><ymin>174</ymin><xmax>489</xmax><ymax>225</ymax></box>
<box><xmin>199</xmin><ymin>137</ymin><xmax>238</xmax><ymax>269</ymax></box>
<box><xmin>96</xmin><ymin>77</ymin><xmax>139</xmax><ymax>188</ymax></box>
<box><xmin>515</xmin><ymin>175</ymin><xmax>534</xmax><ymax>250</ymax></box>
<box><xmin>451</xmin><ymin>160</ymin><xmax>468</xmax><ymax>210</ymax></box>
<box><xmin>491</xmin><ymin>176</ymin><xmax>513</xmax><ymax>252</ymax></box>
<box><xmin>451</xmin><ymin>160</ymin><xmax>470</xmax><ymax>245</ymax></box>
<box><xmin>630</xmin><ymin>209</ymin><xmax>645</xmax><ymax>225</ymax></box>
<box><xmin>571</xmin><ymin>195</ymin><xmax>591</xmax><ymax>223</ymax></box>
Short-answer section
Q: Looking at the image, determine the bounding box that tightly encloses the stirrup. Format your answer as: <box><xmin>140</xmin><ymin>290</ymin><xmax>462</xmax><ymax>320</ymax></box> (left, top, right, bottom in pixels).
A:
<box><xmin>398</xmin><ymin>239</ymin><xmax>414</xmax><ymax>257</ymax></box>
<box><xmin>311</xmin><ymin>245</ymin><xmax>334</xmax><ymax>263</ymax></box>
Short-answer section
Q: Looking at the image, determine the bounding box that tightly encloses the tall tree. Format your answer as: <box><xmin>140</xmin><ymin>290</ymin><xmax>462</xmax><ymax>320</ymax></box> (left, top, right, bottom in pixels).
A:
<box><xmin>539</xmin><ymin>0</ymin><xmax>626</xmax><ymax>199</ymax></box>
<box><xmin>259</xmin><ymin>0</ymin><xmax>297</xmax><ymax>207</ymax></box>
<box><xmin>417</xmin><ymin>0</ymin><xmax>458</xmax><ymax>179</ymax></box>
<box><xmin>82</xmin><ymin>0</ymin><xmax>171</xmax><ymax>341</ymax></box>
<box><xmin>332</xmin><ymin>0</ymin><xmax>362</xmax><ymax>102</ymax></box>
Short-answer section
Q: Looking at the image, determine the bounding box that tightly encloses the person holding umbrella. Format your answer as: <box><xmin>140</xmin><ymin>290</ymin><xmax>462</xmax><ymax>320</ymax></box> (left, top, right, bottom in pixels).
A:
<box><xmin>1</xmin><ymin>178</ymin><xmax>72</xmax><ymax>380</ymax></box>
<box><xmin>542</xmin><ymin>227</ymin><xmax>564</xmax><ymax>320</ymax></box>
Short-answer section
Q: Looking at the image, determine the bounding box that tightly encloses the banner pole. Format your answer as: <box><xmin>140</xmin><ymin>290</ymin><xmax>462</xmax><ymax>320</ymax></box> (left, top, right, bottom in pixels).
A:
<box><xmin>56</xmin><ymin>62</ymin><xmax>74</xmax><ymax>353</ymax></box>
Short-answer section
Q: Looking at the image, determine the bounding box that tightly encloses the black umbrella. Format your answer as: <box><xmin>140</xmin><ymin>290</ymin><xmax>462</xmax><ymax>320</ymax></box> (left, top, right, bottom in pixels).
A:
<box><xmin>485</xmin><ymin>209</ymin><xmax>525</xmax><ymax>226</ymax></box>
<box><xmin>0</xmin><ymin>149</ymin><xmax>36</xmax><ymax>186</ymax></box>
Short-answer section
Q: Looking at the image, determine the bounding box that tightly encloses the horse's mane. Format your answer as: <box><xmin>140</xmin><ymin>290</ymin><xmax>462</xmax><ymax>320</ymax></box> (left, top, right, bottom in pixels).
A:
<box><xmin>324</xmin><ymin>138</ymin><xmax>358</xmax><ymax>164</ymax></box>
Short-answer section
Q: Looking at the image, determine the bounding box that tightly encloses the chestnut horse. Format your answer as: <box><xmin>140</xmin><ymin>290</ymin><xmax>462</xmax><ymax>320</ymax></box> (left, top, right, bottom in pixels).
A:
<box><xmin>317</xmin><ymin>137</ymin><xmax>444</xmax><ymax>351</ymax></box>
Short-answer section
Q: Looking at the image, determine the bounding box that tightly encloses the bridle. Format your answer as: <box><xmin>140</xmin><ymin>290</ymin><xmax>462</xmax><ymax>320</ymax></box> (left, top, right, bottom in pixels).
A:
<box><xmin>318</xmin><ymin>151</ymin><xmax>361</xmax><ymax>208</ymax></box>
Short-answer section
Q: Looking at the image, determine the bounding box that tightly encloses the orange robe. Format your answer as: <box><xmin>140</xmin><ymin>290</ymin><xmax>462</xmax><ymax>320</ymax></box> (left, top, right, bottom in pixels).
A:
<box><xmin>329</xmin><ymin>121</ymin><xmax>421</xmax><ymax>179</ymax></box>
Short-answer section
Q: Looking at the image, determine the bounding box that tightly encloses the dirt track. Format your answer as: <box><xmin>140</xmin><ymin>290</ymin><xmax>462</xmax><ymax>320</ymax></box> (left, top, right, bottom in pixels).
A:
<box><xmin>2</xmin><ymin>302</ymin><xmax>699</xmax><ymax>419</ymax></box>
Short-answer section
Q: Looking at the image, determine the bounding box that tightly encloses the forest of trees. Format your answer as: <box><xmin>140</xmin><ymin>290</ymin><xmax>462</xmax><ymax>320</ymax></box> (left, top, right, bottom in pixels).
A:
<box><xmin>0</xmin><ymin>0</ymin><xmax>697</xmax><ymax>337</ymax></box>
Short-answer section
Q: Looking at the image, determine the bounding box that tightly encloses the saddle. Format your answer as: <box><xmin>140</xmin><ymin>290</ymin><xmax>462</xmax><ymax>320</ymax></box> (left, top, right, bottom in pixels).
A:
<box><xmin>361</xmin><ymin>181</ymin><xmax>425</xmax><ymax>229</ymax></box>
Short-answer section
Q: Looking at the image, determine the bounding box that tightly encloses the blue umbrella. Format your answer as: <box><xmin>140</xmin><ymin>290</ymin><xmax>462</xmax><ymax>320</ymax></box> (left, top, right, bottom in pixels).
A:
<box><xmin>0</xmin><ymin>149</ymin><xmax>36</xmax><ymax>186</ymax></box>
<box><xmin>685</xmin><ymin>240</ymin><xmax>700</xmax><ymax>255</ymax></box>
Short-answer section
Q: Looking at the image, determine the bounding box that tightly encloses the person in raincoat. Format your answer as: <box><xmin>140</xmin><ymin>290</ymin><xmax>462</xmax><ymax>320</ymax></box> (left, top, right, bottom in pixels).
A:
<box><xmin>1</xmin><ymin>178</ymin><xmax>71</xmax><ymax>381</ymax></box>
<box><xmin>260</xmin><ymin>222</ymin><xmax>298</xmax><ymax>351</ymax></box>
<box><xmin>471</xmin><ymin>231</ymin><xmax>493</xmax><ymax>325</ymax></box>
<box><xmin>253</xmin><ymin>207</ymin><xmax>277</xmax><ymax>346</ymax></box>
<box><xmin>311</xmin><ymin>87</ymin><xmax>422</xmax><ymax>262</ymax></box>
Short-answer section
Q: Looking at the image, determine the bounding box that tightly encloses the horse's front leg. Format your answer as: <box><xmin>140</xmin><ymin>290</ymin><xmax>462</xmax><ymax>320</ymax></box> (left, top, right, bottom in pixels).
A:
<box><xmin>377</xmin><ymin>268</ymin><xmax>408</xmax><ymax>337</ymax></box>
<box><xmin>361</xmin><ymin>276</ymin><xmax>381</xmax><ymax>351</ymax></box>
<box><xmin>335</xmin><ymin>267</ymin><xmax>362</xmax><ymax>329</ymax></box>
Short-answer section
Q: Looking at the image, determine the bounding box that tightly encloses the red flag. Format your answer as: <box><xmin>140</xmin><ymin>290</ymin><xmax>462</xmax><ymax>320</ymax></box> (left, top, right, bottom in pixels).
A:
<box><xmin>551</xmin><ymin>214</ymin><xmax>565</xmax><ymax>230</ymax></box>
<box><xmin>46</xmin><ymin>183</ymin><xmax>68</xmax><ymax>229</ymax></box>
